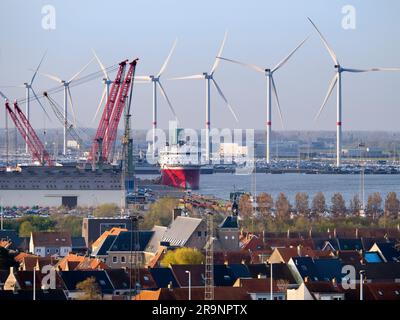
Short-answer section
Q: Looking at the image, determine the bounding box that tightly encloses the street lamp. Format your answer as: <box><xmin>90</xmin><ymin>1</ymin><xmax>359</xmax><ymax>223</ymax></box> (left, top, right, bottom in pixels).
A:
<box><xmin>359</xmin><ymin>270</ymin><xmax>365</xmax><ymax>301</ymax></box>
<box><xmin>185</xmin><ymin>270</ymin><xmax>191</xmax><ymax>300</ymax></box>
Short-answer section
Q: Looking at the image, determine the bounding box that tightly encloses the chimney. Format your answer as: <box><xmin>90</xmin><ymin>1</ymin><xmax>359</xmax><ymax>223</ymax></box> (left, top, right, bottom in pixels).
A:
<box><xmin>167</xmin><ymin>281</ymin><xmax>173</xmax><ymax>290</ymax></box>
<box><xmin>297</xmin><ymin>245</ymin><xmax>302</xmax><ymax>257</ymax></box>
<box><xmin>304</xmin><ymin>276</ymin><xmax>309</xmax><ymax>283</ymax></box>
<box><xmin>172</xmin><ymin>208</ymin><xmax>182</xmax><ymax>222</ymax></box>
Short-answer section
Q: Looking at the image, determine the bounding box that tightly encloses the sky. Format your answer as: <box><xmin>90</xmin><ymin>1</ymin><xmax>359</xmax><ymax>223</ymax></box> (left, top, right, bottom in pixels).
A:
<box><xmin>1</xmin><ymin>0</ymin><xmax>400</xmax><ymax>132</ymax></box>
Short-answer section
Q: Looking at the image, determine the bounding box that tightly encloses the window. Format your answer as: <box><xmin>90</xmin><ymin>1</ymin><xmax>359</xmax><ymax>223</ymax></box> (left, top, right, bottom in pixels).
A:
<box><xmin>395</xmin><ymin>290</ymin><xmax>399</xmax><ymax>296</ymax></box>
<box><xmin>121</xmin><ymin>256</ymin><xmax>126</xmax><ymax>263</ymax></box>
<box><xmin>99</xmin><ymin>280</ymin><xmax>106</xmax><ymax>286</ymax></box>
<box><xmin>198</xmin><ymin>231</ymin><xmax>202</xmax><ymax>237</ymax></box>
<box><xmin>46</xmin><ymin>249</ymin><xmax>50</xmax><ymax>254</ymax></box>
<box><xmin>225</xmin><ymin>236</ymin><xmax>228</xmax><ymax>240</ymax></box>
<box><xmin>143</xmin><ymin>276</ymin><xmax>149</xmax><ymax>281</ymax></box>
<box><xmin>55</xmin><ymin>249</ymin><xmax>59</xmax><ymax>253</ymax></box>
<box><xmin>378</xmin><ymin>290</ymin><xmax>383</xmax><ymax>296</ymax></box>
<box><xmin>112</xmin><ymin>256</ymin><xmax>118</xmax><ymax>263</ymax></box>
<box><xmin>231</xmin><ymin>236</ymin><xmax>235</xmax><ymax>240</ymax></box>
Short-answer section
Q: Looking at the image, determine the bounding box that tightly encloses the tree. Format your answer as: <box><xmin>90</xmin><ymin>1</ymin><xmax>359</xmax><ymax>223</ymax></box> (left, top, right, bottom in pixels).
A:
<box><xmin>295</xmin><ymin>192</ymin><xmax>309</xmax><ymax>216</ymax></box>
<box><xmin>19</xmin><ymin>221</ymin><xmax>34</xmax><ymax>237</ymax></box>
<box><xmin>384</xmin><ymin>192</ymin><xmax>400</xmax><ymax>219</ymax></box>
<box><xmin>160</xmin><ymin>248</ymin><xmax>205</xmax><ymax>267</ymax></box>
<box><xmin>93</xmin><ymin>203</ymin><xmax>120</xmax><ymax>217</ymax></box>
<box><xmin>366</xmin><ymin>192</ymin><xmax>382</xmax><ymax>219</ymax></box>
<box><xmin>331</xmin><ymin>193</ymin><xmax>346</xmax><ymax>218</ymax></box>
<box><xmin>311</xmin><ymin>192</ymin><xmax>326</xmax><ymax>217</ymax></box>
<box><xmin>275</xmin><ymin>193</ymin><xmax>291</xmax><ymax>221</ymax></box>
<box><xmin>349</xmin><ymin>194</ymin><xmax>362</xmax><ymax>216</ymax></box>
<box><xmin>238</xmin><ymin>194</ymin><xmax>253</xmax><ymax>218</ymax></box>
<box><xmin>256</xmin><ymin>192</ymin><xmax>273</xmax><ymax>217</ymax></box>
<box><xmin>76</xmin><ymin>277</ymin><xmax>102</xmax><ymax>300</ymax></box>
<box><xmin>141</xmin><ymin>197</ymin><xmax>179</xmax><ymax>229</ymax></box>
<box><xmin>54</xmin><ymin>215</ymin><xmax>83</xmax><ymax>237</ymax></box>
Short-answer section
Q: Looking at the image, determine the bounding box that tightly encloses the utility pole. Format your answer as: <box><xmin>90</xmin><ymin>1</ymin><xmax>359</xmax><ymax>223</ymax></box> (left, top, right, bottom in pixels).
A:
<box><xmin>359</xmin><ymin>270</ymin><xmax>365</xmax><ymax>301</ymax></box>
<box><xmin>270</xmin><ymin>262</ymin><xmax>273</xmax><ymax>300</ymax></box>
<box><xmin>185</xmin><ymin>270</ymin><xmax>191</xmax><ymax>300</ymax></box>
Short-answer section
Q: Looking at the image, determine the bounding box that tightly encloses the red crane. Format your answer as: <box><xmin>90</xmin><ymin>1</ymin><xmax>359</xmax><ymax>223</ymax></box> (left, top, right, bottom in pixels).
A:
<box><xmin>102</xmin><ymin>59</ymin><xmax>138</xmax><ymax>161</ymax></box>
<box><xmin>89</xmin><ymin>59</ymin><xmax>128</xmax><ymax>162</ymax></box>
<box><xmin>5</xmin><ymin>101</ymin><xmax>53</xmax><ymax>166</ymax></box>
<box><xmin>90</xmin><ymin>58</ymin><xmax>138</xmax><ymax>164</ymax></box>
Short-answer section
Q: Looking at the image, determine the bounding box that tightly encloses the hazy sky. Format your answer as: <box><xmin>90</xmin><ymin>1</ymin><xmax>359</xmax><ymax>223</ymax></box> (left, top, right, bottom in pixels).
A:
<box><xmin>1</xmin><ymin>0</ymin><xmax>400</xmax><ymax>132</ymax></box>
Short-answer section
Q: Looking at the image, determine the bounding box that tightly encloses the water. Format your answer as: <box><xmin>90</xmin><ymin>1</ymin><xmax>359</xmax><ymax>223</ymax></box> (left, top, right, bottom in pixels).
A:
<box><xmin>197</xmin><ymin>173</ymin><xmax>400</xmax><ymax>203</ymax></box>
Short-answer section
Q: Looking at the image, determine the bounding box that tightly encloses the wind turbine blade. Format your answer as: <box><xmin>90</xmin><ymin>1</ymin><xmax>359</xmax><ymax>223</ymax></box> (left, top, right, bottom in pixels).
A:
<box><xmin>211</xmin><ymin>30</ymin><xmax>228</xmax><ymax>74</ymax></box>
<box><xmin>0</xmin><ymin>85</ymin><xmax>24</xmax><ymax>88</ymax></box>
<box><xmin>39</xmin><ymin>72</ymin><xmax>63</xmax><ymax>83</ymax></box>
<box><xmin>92</xmin><ymin>49</ymin><xmax>109</xmax><ymax>80</ymax></box>
<box><xmin>92</xmin><ymin>87</ymin><xmax>107</xmax><ymax>123</ymax></box>
<box><xmin>342</xmin><ymin>67</ymin><xmax>400</xmax><ymax>73</ymax></box>
<box><xmin>69</xmin><ymin>57</ymin><xmax>95</xmax><ymax>83</ymax></box>
<box><xmin>272</xmin><ymin>36</ymin><xmax>309</xmax><ymax>73</ymax></box>
<box><xmin>211</xmin><ymin>78</ymin><xmax>239</xmax><ymax>122</ymax></box>
<box><xmin>315</xmin><ymin>74</ymin><xmax>338</xmax><ymax>121</ymax></box>
<box><xmin>134</xmin><ymin>76</ymin><xmax>151</xmax><ymax>82</ymax></box>
<box><xmin>157</xmin><ymin>81</ymin><xmax>178</xmax><ymax>121</ymax></box>
<box><xmin>31</xmin><ymin>87</ymin><xmax>51</xmax><ymax>120</ymax></box>
<box><xmin>0</xmin><ymin>90</ymin><xmax>8</xmax><ymax>100</ymax></box>
<box><xmin>217</xmin><ymin>56</ymin><xmax>264</xmax><ymax>73</ymax></box>
<box><xmin>270</xmin><ymin>76</ymin><xmax>284</xmax><ymax>129</ymax></box>
<box><xmin>169</xmin><ymin>74</ymin><xmax>204</xmax><ymax>80</ymax></box>
<box><xmin>67</xmin><ymin>86</ymin><xmax>77</xmax><ymax>128</ymax></box>
<box><xmin>157</xmin><ymin>38</ymin><xmax>178</xmax><ymax>77</ymax></box>
<box><xmin>30</xmin><ymin>50</ymin><xmax>47</xmax><ymax>85</ymax></box>
<box><xmin>307</xmin><ymin>17</ymin><xmax>339</xmax><ymax>65</ymax></box>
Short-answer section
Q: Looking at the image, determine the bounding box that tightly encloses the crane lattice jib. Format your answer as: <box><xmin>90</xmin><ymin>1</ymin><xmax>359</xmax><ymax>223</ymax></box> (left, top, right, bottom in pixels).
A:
<box><xmin>89</xmin><ymin>60</ymin><xmax>128</xmax><ymax>161</ymax></box>
<box><xmin>5</xmin><ymin>102</ymin><xmax>52</xmax><ymax>166</ymax></box>
<box><xmin>102</xmin><ymin>59</ymin><xmax>138</xmax><ymax>161</ymax></box>
<box><xmin>13</xmin><ymin>102</ymin><xmax>53</xmax><ymax>166</ymax></box>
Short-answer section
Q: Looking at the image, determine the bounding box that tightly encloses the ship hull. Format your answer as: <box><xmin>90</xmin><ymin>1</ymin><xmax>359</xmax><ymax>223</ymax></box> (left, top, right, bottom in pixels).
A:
<box><xmin>160</xmin><ymin>165</ymin><xmax>200</xmax><ymax>190</ymax></box>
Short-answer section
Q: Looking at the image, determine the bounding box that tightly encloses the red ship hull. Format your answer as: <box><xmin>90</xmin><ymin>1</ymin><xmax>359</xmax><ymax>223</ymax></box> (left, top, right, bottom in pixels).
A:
<box><xmin>160</xmin><ymin>165</ymin><xmax>200</xmax><ymax>190</ymax></box>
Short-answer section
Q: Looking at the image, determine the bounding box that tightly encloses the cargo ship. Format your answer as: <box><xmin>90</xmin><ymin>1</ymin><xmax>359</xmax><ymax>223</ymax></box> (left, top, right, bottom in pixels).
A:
<box><xmin>158</xmin><ymin>137</ymin><xmax>201</xmax><ymax>190</ymax></box>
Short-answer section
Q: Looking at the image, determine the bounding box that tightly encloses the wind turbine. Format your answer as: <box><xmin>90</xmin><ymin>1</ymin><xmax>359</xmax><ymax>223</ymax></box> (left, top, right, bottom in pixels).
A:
<box><xmin>217</xmin><ymin>36</ymin><xmax>308</xmax><ymax>164</ymax></box>
<box><xmin>170</xmin><ymin>31</ymin><xmax>239</xmax><ymax>164</ymax></box>
<box><xmin>39</xmin><ymin>57</ymin><xmax>94</xmax><ymax>155</ymax></box>
<box><xmin>308</xmin><ymin>17</ymin><xmax>400</xmax><ymax>167</ymax></box>
<box><xmin>92</xmin><ymin>49</ymin><xmax>113</xmax><ymax>123</ymax></box>
<box><xmin>0</xmin><ymin>90</ymin><xmax>9</xmax><ymax>165</ymax></box>
<box><xmin>1</xmin><ymin>52</ymin><xmax>48</xmax><ymax>153</ymax></box>
<box><xmin>134</xmin><ymin>39</ymin><xmax>179</xmax><ymax>158</ymax></box>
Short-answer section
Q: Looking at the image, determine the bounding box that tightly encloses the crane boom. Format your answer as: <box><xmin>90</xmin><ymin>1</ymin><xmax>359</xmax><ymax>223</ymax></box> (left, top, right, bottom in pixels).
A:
<box><xmin>89</xmin><ymin>60</ymin><xmax>128</xmax><ymax>163</ymax></box>
<box><xmin>102</xmin><ymin>59</ymin><xmax>138</xmax><ymax>162</ymax></box>
<box><xmin>5</xmin><ymin>101</ymin><xmax>53</xmax><ymax>166</ymax></box>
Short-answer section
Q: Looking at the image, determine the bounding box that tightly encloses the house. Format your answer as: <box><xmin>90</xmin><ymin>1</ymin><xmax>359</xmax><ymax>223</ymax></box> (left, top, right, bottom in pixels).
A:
<box><xmin>233</xmin><ymin>278</ymin><xmax>287</xmax><ymax>300</ymax></box>
<box><xmin>344</xmin><ymin>282</ymin><xmax>400</xmax><ymax>300</ymax></box>
<box><xmin>29</xmin><ymin>232</ymin><xmax>72</xmax><ymax>257</ymax></box>
<box><xmin>214</xmin><ymin>215</ymin><xmax>240</xmax><ymax>252</ymax></box>
<box><xmin>134</xmin><ymin>287</ymin><xmax>251</xmax><ymax>300</ymax></box>
<box><xmin>91</xmin><ymin>230</ymin><xmax>155</xmax><ymax>268</ymax></box>
<box><xmin>4</xmin><ymin>267</ymin><xmax>64</xmax><ymax>291</ymax></box>
<box><xmin>82</xmin><ymin>217</ymin><xmax>134</xmax><ymax>247</ymax></box>
<box><xmin>288</xmin><ymin>256</ymin><xmax>344</xmax><ymax>284</ymax></box>
<box><xmin>287</xmin><ymin>280</ymin><xmax>345</xmax><ymax>300</ymax></box>
<box><xmin>149</xmin><ymin>267</ymin><xmax>179</xmax><ymax>288</ymax></box>
<box><xmin>0</xmin><ymin>289</ymin><xmax>67</xmax><ymax>300</ymax></box>
<box><xmin>268</xmin><ymin>246</ymin><xmax>317</xmax><ymax>264</ymax></box>
<box><xmin>0</xmin><ymin>230</ymin><xmax>21</xmax><ymax>250</ymax></box>
<box><xmin>55</xmin><ymin>253</ymin><xmax>108</xmax><ymax>271</ymax></box>
<box><xmin>369</xmin><ymin>242</ymin><xmax>400</xmax><ymax>262</ymax></box>
<box><xmin>105</xmin><ymin>269</ymin><xmax>132</xmax><ymax>296</ymax></box>
<box><xmin>59</xmin><ymin>270</ymin><xmax>114</xmax><ymax>299</ymax></box>
<box><xmin>19</xmin><ymin>256</ymin><xmax>58</xmax><ymax>271</ymax></box>
<box><xmin>161</xmin><ymin>216</ymin><xmax>207</xmax><ymax>249</ymax></box>
<box><xmin>336</xmin><ymin>250</ymin><xmax>363</xmax><ymax>265</ymax></box>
